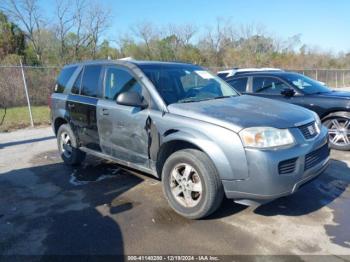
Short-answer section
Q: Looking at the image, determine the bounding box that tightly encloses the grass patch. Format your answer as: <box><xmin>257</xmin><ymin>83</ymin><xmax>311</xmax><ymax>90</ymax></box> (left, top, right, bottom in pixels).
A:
<box><xmin>0</xmin><ymin>106</ymin><xmax>50</xmax><ymax>132</ymax></box>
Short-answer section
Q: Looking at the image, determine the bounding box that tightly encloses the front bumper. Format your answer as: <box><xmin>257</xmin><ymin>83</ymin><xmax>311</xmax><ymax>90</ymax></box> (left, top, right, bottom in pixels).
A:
<box><xmin>222</xmin><ymin>126</ymin><xmax>330</xmax><ymax>202</ymax></box>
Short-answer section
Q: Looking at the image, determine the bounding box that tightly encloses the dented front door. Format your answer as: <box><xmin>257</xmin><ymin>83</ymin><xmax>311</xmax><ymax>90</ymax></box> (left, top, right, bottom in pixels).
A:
<box><xmin>97</xmin><ymin>65</ymin><xmax>150</xmax><ymax>167</ymax></box>
<box><xmin>97</xmin><ymin>100</ymin><xmax>150</xmax><ymax>166</ymax></box>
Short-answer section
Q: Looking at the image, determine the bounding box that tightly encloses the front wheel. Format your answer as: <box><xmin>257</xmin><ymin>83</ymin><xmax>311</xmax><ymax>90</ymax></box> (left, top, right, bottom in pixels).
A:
<box><xmin>324</xmin><ymin>117</ymin><xmax>350</xmax><ymax>151</ymax></box>
<box><xmin>162</xmin><ymin>149</ymin><xmax>224</xmax><ymax>219</ymax></box>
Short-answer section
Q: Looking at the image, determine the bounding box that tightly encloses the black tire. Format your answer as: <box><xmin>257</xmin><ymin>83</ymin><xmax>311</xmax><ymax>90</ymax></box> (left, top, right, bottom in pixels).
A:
<box><xmin>57</xmin><ymin>124</ymin><xmax>86</xmax><ymax>165</ymax></box>
<box><xmin>323</xmin><ymin>116</ymin><xmax>350</xmax><ymax>151</ymax></box>
<box><xmin>162</xmin><ymin>149</ymin><xmax>224</xmax><ymax>219</ymax></box>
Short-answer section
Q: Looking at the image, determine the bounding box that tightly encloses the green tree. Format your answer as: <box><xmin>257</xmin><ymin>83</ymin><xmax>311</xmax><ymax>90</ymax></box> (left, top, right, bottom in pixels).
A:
<box><xmin>97</xmin><ymin>40</ymin><xmax>119</xmax><ymax>59</ymax></box>
<box><xmin>0</xmin><ymin>12</ymin><xmax>25</xmax><ymax>60</ymax></box>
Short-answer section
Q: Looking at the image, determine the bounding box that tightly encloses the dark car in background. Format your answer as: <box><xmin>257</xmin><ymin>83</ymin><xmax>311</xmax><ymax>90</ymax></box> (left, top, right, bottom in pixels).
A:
<box><xmin>219</xmin><ymin>70</ymin><xmax>350</xmax><ymax>150</ymax></box>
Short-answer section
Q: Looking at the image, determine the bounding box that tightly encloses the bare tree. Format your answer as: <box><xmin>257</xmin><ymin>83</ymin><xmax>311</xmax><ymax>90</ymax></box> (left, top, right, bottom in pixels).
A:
<box><xmin>200</xmin><ymin>18</ymin><xmax>232</xmax><ymax>66</ymax></box>
<box><xmin>1</xmin><ymin>0</ymin><xmax>44</xmax><ymax>62</ymax></box>
<box><xmin>86</xmin><ymin>3</ymin><xmax>110</xmax><ymax>59</ymax></box>
<box><xmin>54</xmin><ymin>0</ymin><xmax>74</xmax><ymax>63</ymax></box>
<box><xmin>132</xmin><ymin>22</ymin><xmax>158</xmax><ymax>59</ymax></box>
<box><xmin>70</xmin><ymin>0</ymin><xmax>89</xmax><ymax>60</ymax></box>
<box><xmin>168</xmin><ymin>24</ymin><xmax>197</xmax><ymax>46</ymax></box>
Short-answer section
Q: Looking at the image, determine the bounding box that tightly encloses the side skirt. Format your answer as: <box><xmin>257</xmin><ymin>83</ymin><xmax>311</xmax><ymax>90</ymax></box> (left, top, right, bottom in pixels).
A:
<box><xmin>80</xmin><ymin>146</ymin><xmax>158</xmax><ymax>177</ymax></box>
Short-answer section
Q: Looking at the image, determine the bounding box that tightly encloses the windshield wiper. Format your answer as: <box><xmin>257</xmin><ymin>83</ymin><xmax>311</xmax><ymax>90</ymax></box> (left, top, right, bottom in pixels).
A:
<box><xmin>313</xmin><ymin>91</ymin><xmax>330</xmax><ymax>94</ymax></box>
<box><xmin>179</xmin><ymin>99</ymin><xmax>198</xmax><ymax>103</ymax></box>
<box><xmin>178</xmin><ymin>97</ymin><xmax>203</xmax><ymax>103</ymax></box>
<box><xmin>213</xmin><ymin>95</ymin><xmax>235</xmax><ymax>100</ymax></box>
<box><xmin>178</xmin><ymin>95</ymin><xmax>235</xmax><ymax>103</ymax></box>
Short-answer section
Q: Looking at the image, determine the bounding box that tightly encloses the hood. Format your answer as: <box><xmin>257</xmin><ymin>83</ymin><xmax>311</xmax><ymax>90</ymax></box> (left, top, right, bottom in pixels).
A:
<box><xmin>318</xmin><ymin>90</ymin><xmax>350</xmax><ymax>99</ymax></box>
<box><xmin>167</xmin><ymin>95</ymin><xmax>315</xmax><ymax>133</ymax></box>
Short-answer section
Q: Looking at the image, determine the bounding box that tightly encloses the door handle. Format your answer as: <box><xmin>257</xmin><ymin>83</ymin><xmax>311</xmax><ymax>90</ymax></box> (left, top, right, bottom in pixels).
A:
<box><xmin>101</xmin><ymin>108</ymin><xmax>109</xmax><ymax>116</ymax></box>
<box><xmin>68</xmin><ymin>103</ymin><xmax>75</xmax><ymax>109</ymax></box>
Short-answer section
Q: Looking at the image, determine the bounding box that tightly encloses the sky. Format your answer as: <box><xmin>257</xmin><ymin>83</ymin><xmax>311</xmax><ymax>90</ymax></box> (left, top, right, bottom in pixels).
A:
<box><xmin>41</xmin><ymin>0</ymin><xmax>349</xmax><ymax>53</ymax></box>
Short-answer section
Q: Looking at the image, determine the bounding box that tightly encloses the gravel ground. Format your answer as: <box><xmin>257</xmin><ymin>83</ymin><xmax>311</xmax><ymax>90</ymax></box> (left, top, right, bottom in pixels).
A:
<box><xmin>0</xmin><ymin>127</ymin><xmax>349</xmax><ymax>260</ymax></box>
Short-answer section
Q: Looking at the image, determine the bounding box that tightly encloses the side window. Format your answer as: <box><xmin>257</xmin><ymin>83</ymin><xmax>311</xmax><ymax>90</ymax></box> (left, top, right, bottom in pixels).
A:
<box><xmin>104</xmin><ymin>67</ymin><xmax>142</xmax><ymax>100</ymax></box>
<box><xmin>81</xmin><ymin>65</ymin><xmax>102</xmax><ymax>97</ymax></box>
<box><xmin>55</xmin><ymin>66</ymin><xmax>77</xmax><ymax>93</ymax></box>
<box><xmin>71</xmin><ymin>70</ymin><xmax>83</xmax><ymax>94</ymax></box>
<box><xmin>253</xmin><ymin>77</ymin><xmax>289</xmax><ymax>94</ymax></box>
<box><xmin>227</xmin><ymin>78</ymin><xmax>248</xmax><ymax>92</ymax></box>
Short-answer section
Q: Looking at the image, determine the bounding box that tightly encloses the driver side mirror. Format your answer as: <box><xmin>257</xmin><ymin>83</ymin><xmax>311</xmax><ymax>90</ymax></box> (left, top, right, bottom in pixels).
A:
<box><xmin>281</xmin><ymin>88</ymin><xmax>296</xmax><ymax>97</ymax></box>
<box><xmin>116</xmin><ymin>91</ymin><xmax>148</xmax><ymax>109</ymax></box>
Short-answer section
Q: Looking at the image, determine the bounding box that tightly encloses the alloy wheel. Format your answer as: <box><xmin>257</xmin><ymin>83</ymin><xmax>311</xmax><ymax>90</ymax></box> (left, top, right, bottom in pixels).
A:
<box><xmin>60</xmin><ymin>131</ymin><xmax>73</xmax><ymax>158</ymax></box>
<box><xmin>326</xmin><ymin>118</ymin><xmax>350</xmax><ymax>147</ymax></box>
<box><xmin>169</xmin><ymin>163</ymin><xmax>203</xmax><ymax>208</ymax></box>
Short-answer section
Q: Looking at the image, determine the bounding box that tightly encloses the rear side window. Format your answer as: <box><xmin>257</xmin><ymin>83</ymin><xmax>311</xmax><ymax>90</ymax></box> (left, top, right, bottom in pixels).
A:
<box><xmin>253</xmin><ymin>77</ymin><xmax>289</xmax><ymax>94</ymax></box>
<box><xmin>227</xmin><ymin>78</ymin><xmax>248</xmax><ymax>92</ymax></box>
<box><xmin>104</xmin><ymin>67</ymin><xmax>142</xmax><ymax>100</ymax></box>
<box><xmin>217</xmin><ymin>73</ymin><xmax>229</xmax><ymax>79</ymax></box>
<box><xmin>55</xmin><ymin>66</ymin><xmax>77</xmax><ymax>93</ymax></box>
<box><xmin>81</xmin><ymin>65</ymin><xmax>102</xmax><ymax>97</ymax></box>
<box><xmin>71</xmin><ymin>70</ymin><xmax>83</xmax><ymax>94</ymax></box>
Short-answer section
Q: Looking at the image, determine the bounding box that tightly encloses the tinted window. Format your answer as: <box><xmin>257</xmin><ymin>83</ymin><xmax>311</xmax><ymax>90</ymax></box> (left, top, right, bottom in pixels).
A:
<box><xmin>104</xmin><ymin>67</ymin><xmax>142</xmax><ymax>100</ymax></box>
<box><xmin>227</xmin><ymin>78</ymin><xmax>248</xmax><ymax>92</ymax></box>
<box><xmin>253</xmin><ymin>77</ymin><xmax>289</xmax><ymax>94</ymax></box>
<box><xmin>81</xmin><ymin>65</ymin><xmax>102</xmax><ymax>97</ymax></box>
<box><xmin>71</xmin><ymin>70</ymin><xmax>82</xmax><ymax>94</ymax></box>
<box><xmin>55</xmin><ymin>66</ymin><xmax>77</xmax><ymax>93</ymax></box>
<box><xmin>217</xmin><ymin>73</ymin><xmax>229</xmax><ymax>79</ymax></box>
<box><xmin>285</xmin><ymin>73</ymin><xmax>331</xmax><ymax>94</ymax></box>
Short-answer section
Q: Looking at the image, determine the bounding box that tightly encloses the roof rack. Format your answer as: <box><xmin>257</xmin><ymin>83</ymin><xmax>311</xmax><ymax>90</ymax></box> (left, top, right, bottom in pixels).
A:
<box><xmin>118</xmin><ymin>57</ymin><xmax>135</xmax><ymax>61</ymax></box>
<box><xmin>217</xmin><ymin>68</ymin><xmax>283</xmax><ymax>78</ymax></box>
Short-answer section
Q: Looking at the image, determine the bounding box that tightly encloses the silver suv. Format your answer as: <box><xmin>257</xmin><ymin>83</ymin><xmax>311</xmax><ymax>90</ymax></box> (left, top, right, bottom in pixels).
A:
<box><xmin>51</xmin><ymin>60</ymin><xmax>330</xmax><ymax>219</ymax></box>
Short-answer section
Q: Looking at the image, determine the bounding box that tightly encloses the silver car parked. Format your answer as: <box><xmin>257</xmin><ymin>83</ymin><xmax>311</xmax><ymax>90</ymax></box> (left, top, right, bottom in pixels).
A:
<box><xmin>51</xmin><ymin>60</ymin><xmax>330</xmax><ymax>219</ymax></box>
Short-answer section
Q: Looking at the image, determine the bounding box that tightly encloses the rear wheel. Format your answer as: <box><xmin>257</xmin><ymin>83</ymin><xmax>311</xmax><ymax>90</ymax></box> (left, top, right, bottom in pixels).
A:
<box><xmin>57</xmin><ymin>124</ymin><xmax>86</xmax><ymax>165</ymax></box>
<box><xmin>324</xmin><ymin>117</ymin><xmax>350</xmax><ymax>151</ymax></box>
<box><xmin>162</xmin><ymin>149</ymin><xmax>224</xmax><ymax>219</ymax></box>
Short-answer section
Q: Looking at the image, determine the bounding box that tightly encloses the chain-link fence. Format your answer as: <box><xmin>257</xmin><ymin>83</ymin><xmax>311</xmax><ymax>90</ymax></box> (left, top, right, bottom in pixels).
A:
<box><xmin>0</xmin><ymin>65</ymin><xmax>60</xmax><ymax>131</ymax></box>
<box><xmin>289</xmin><ymin>69</ymin><xmax>350</xmax><ymax>88</ymax></box>
<box><xmin>1</xmin><ymin>65</ymin><xmax>350</xmax><ymax>132</ymax></box>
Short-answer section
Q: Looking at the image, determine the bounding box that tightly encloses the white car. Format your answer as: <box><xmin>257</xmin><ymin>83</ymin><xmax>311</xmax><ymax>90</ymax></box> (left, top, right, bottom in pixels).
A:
<box><xmin>217</xmin><ymin>68</ymin><xmax>283</xmax><ymax>79</ymax></box>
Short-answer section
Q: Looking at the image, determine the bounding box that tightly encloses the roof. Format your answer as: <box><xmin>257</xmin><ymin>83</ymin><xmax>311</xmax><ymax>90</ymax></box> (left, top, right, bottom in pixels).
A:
<box><xmin>129</xmin><ymin>60</ymin><xmax>197</xmax><ymax>67</ymax></box>
<box><xmin>230</xmin><ymin>71</ymin><xmax>295</xmax><ymax>76</ymax></box>
<box><xmin>63</xmin><ymin>59</ymin><xmax>197</xmax><ymax>68</ymax></box>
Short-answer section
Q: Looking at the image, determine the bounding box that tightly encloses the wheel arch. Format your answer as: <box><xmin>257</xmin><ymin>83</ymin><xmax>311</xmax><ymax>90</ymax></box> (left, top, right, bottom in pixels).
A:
<box><xmin>156</xmin><ymin>139</ymin><xmax>202</xmax><ymax>179</ymax></box>
<box><xmin>54</xmin><ymin>117</ymin><xmax>68</xmax><ymax>135</ymax></box>
<box><xmin>321</xmin><ymin>110</ymin><xmax>350</xmax><ymax>122</ymax></box>
<box><xmin>156</xmin><ymin>129</ymin><xmax>235</xmax><ymax>181</ymax></box>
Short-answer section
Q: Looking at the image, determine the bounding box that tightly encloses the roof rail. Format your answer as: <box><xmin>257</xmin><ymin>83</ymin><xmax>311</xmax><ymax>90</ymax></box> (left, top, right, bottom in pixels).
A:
<box><xmin>118</xmin><ymin>57</ymin><xmax>135</xmax><ymax>61</ymax></box>
<box><xmin>217</xmin><ymin>67</ymin><xmax>283</xmax><ymax>78</ymax></box>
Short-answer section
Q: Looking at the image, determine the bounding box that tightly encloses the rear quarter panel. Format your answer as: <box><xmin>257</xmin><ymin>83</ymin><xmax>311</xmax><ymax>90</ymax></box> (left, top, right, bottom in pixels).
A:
<box><xmin>51</xmin><ymin>93</ymin><xmax>69</xmax><ymax>134</ymax></box>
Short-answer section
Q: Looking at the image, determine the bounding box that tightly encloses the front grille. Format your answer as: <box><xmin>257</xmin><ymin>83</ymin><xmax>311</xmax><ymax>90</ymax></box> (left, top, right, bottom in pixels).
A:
<box><xmin>304</xmin><ymin>144</ymin><xmax>330</xmax><ymax>171</ymax></box>
<box><xmin>279</xmin><ymin>158</ymin><xmax>298</xmax><ymax>174</ymax></box>
<box><xmin>298</xmin><ymin>121</ymin><xmax>318</xmax><ymax>140</ymax></box>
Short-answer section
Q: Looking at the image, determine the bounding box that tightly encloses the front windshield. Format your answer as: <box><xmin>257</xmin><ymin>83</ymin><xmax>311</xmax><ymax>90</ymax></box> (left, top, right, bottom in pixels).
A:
<box><xmin>286</xmin><ymin>73</ymin><xmax>331</xmax><ymax>94</ymax></box>
<box><xmin>139</xmin><ymin>64</ymin><xmax>239</xmax><ymax>105</ymax></box>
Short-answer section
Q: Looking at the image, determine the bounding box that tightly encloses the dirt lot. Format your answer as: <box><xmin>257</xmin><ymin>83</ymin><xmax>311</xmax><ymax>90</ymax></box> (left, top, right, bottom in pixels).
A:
<box><xmin>0</xmin><ymin>127</ymin><xmax>350</xmax><ymax>260</ymax></box>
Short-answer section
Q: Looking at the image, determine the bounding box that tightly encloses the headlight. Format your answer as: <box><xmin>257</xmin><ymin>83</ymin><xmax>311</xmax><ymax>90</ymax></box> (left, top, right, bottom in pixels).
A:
<box><xmin>239</xmin><ymin>127</ymin><xmax>295</xmax><ymax>149</ymax></box>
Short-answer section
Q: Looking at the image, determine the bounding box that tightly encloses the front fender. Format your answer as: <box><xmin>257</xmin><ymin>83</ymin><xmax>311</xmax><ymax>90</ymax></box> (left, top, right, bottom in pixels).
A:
<box><xmin>161</xmin><ymin>127</ymin><xmax>249</xmax><ymax>180</ymax></box>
